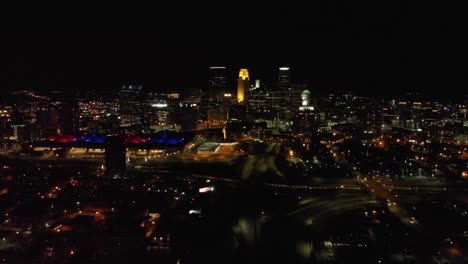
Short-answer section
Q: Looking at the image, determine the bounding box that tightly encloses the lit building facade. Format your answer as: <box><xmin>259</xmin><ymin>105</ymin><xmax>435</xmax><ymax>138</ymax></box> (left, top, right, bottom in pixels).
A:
<box><xmin>77</xmin><ymin>91</ymin><xmax>120</xmax><ymax>133</ymax></box>
<box><xmin>293</xmin><ymin>90</ymin><xmax>317</xmax><ymax>134</ymax></box>
<box><xmin>278</xmin><ymin>67</ymin><xmax>292</xmax><ymax>121</ymax></box>
<box><xmin>237</xmin><ymin>68</ymin><xmax>250</xmax><ymax>105</ymax></box>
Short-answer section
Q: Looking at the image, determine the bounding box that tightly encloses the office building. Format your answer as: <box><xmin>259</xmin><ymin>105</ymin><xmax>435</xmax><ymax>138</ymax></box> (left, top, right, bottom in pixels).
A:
<box><xmin>119</xmin><ymin>85</ymin><xmax>143</xmax><ymax>130</ymax></box>
<box><xmin>37</xmin><ymin>108</ymin><xmax>59</xmax><ymax>137</ymax></box>
<box><xmin>59</xmin><ymin>99</ymin><xmax>80</xmax><ymax>135</ymax></box>
<box><xmin>237</xmin><ymin>69</ymin><xmax>250</xmax><ymax>105</ymax></box>
<box><xmin>278</xmin><ymin>67</ymin><xmax>290</xmax><ymax>92</ymax></box>
<box><xmin>208</xmin><ymin>66</ymin><xmax>227</xmax><ymax>94</ymax></box>
<box><xmin>201</xmin><ymin>66</ymin><xmax>227</xmax><ymax>121</ymax></box>
<box><xmin>293</xmin><ymin>90</ymin><xmax>317</xmax><ymax>134</ymax></box>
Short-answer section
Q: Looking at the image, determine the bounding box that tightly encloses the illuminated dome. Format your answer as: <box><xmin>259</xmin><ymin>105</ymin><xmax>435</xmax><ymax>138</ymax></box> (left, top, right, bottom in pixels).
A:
<box><xmin>301</xmin><ymin>90</ymin><xmax>311</xmax><ymax>106</ymax></box>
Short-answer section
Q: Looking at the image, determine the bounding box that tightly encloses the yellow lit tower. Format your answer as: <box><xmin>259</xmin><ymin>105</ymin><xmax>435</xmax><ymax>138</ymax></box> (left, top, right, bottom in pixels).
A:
<box><xmin>237</xmin><ymin>68</ymin><xmax>250</xmax><ymax>105</ymax></box>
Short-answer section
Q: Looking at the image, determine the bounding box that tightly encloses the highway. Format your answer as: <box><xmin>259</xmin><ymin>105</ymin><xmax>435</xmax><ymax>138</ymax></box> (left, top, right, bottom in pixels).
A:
<box><xmin>356</xmin><ymin>175</ymin><xmax>423</xmax><ymax>231</ymax></box>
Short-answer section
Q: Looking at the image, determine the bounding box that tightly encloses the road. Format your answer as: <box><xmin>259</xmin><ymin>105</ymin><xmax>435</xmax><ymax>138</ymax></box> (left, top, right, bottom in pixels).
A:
<box><xmin>356</xmin><ymin>175</ymin><xmax>423</xmax><ymax>231</ymax></box>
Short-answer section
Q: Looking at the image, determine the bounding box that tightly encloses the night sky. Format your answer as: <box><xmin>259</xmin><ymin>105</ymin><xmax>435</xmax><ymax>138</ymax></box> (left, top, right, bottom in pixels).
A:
<box><xmin>1</xmin><ymin>1</ymin><xmax>467</xmax><ymax>97</ymax></box>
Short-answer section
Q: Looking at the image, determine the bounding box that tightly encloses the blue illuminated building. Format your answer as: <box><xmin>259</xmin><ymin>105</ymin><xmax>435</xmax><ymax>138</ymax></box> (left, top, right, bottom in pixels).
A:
<box><xmin>79</xmin><ymin>133</ymin><xmax>185</xmax><ymax>145</ymax></box>
<box><xmin>148</xmin><ymin>134</ymin><xmax>185</xmax><ymax>145</ymax></box>
<box><xmin>81</xmin><ymin>134</ymin><xmax>109</xmax><ymax>144</ymax></box>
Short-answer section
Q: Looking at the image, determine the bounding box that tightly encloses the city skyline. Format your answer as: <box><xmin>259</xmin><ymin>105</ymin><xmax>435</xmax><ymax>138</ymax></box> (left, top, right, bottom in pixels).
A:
<box><xmin>1</xmin><ymin>2</ymin><xmax>468</xmax><ymax>264</ymax></box>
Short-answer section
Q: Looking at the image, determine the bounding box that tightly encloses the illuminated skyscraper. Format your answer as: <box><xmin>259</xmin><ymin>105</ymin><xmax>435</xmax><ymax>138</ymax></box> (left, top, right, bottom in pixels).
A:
<box><xmin>293</xmin><ymin>89</ymin><xmax>317</xmax><ymax>134</ymax></box>
<box><xmin>278</xmin><ymin>67</ymin><xmax>290</xmax><ymax>92</ymax></box>
<box><xmin>237</xmin><ymin>69</ymin><xmax>250</xmax><ymax>105</ymax></box>
<box><xmin>301</xmin><ymin>90</ymin><xmax>311</xmax><ymax>106</ymax></box>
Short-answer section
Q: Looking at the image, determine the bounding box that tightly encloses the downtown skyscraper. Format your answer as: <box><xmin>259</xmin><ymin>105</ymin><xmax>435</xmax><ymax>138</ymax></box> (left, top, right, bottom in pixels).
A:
<box><xmin>201</xmin><ymin>66</ymin><xmax>228</xmax><ymax>121</ymax></box>
<box><xmin>208</xmin><ymin>66</ymin><xmax>227</xmax><ymax>95</ymax></box>
<box><xmin>237</xmin><ymin>69</ymin><xmax>250</xmax><ymax>105</ymax></box>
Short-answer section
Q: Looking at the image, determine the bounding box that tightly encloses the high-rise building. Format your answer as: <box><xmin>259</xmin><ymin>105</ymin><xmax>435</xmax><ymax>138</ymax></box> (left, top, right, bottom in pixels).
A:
<box><xmin>278</xmin><ymin>67</ymin><xmax>290</xmax><ymax>92</ymax></box>
<box><xmin>301</xmin><ymin>90</ymin><xmax>311</xmax><ymax>106</ymax></box>
<box><xmin>201</xmin><ymin>66</ymin><xmax>227</xmax><ymax>121</ymax></box>
<box><xmin>37</xmin><ymin>108</ymin><xmax>59</xmax><ymax>137</ymax></box>
<box><xmin>237</xmin><ymin>69</ymin><xmax>250</xmax><ymax>105</ymax></box>
<box><xmin>248</xmin><ymin>79</ymin><xmax>295</xmax><ymax>131</ymax></box>
<box><xmin>182</xmin><ymin>87</ymin><xmax>202</xmax><ymax>107</ymax></box>
<box><xmin>119</xmin><ymin>85</ymin><xmax>143</xmax><ymax>130</ymax></box>
<box><xmin>248</xmin><ymin>80</ymin><xmax>274</xmax><ymax>120</ymax></box>
<box><xmin>255</xmin><ymin>80</ymin><xmax>261</xmax><ymax>88</ymax></box>
<box><xmin>209</xmin><ymin>66</ymin><xmax>227</xmax><ymax>94</ymax></box>
<box><xmin>290</xmin><ymin>84</ymin><xmax>309</xmax><ymax>108</ymax></box>
<box><xmin>293</xmin><ymin>90</ymin><xmax>317</xmax><ymax>134</ymax></box>
<box><xmin>105</xmin><ymin>135</ymin><xmax>127</xmax><ymax>178</ymax></box>
<box><xmin>59</xmin><ymin>99</ymin><xmax>80</xmax><ymax>135</ymax></box>
<box><xmin>273</xmin><ymin>67</ymin><xmax>292</xmax><ymax>122</ymax></box>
